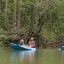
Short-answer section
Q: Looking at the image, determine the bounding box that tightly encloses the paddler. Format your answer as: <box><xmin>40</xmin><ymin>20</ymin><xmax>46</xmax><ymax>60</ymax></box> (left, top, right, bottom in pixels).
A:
<box><xmin>19</xmin><ymin>39</ymin><xmax>24</xmax><ymax>45</ymax></box>
<box><xmin>28</xmin><ymin>37</ymin><xmax>35</xmax><ymax>48</ymax></box>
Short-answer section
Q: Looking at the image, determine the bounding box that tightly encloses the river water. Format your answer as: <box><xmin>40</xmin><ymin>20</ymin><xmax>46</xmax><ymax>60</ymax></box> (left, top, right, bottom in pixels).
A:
<box><xmin>0</xmin><ymin>47</ymin><xmax>64</xmax><ymax>64</ymax></box>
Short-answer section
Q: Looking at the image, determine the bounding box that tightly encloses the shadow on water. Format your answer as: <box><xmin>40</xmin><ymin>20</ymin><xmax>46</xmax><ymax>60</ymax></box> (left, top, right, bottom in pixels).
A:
<box><xmin>10</xmin><ymin>49</ymin><xmax>36</xmax><ymax>64</ymax></box>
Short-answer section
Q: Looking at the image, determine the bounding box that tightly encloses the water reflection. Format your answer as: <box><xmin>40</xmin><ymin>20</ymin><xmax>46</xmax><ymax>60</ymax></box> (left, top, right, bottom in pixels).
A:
<box><xmin>61</xmin><ymin>50</ymin><xmax>64</xmax><ymax>56</ymax></box>
<box><xmin>10</xmin><ymin>50</ymin><xmax>36</xmax><ymax>64</ymax></box>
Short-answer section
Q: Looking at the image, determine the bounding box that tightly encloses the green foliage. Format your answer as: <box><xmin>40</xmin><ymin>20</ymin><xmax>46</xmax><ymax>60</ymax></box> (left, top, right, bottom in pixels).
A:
<box><xmin>41</xmin><ymin>29</ymin><xmax>56</xmax><ymax>41</ymax></box>
<box><xmin>0</xmin><ymin>0</ymin><xmax>64</xmax><ymax>43</ymax></box>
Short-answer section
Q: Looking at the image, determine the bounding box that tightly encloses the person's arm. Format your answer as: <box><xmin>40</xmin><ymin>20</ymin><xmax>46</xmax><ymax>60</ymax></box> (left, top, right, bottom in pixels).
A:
<box><xmin>33</xmin><ymin>41</ymin><xmax>35</xmax><ymax>46</ymax></box>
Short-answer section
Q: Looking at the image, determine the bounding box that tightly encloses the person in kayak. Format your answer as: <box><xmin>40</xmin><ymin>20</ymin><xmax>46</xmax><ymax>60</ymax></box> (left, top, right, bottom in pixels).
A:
<box><xmin>28</xmin><ymin>37</ymin><xmax>35</xmax><ymax>48</ymax></box>
<box><xmin>19</xmin><ymin>39</ymin><xmax>25</xmax><ymax>45</ymax></box>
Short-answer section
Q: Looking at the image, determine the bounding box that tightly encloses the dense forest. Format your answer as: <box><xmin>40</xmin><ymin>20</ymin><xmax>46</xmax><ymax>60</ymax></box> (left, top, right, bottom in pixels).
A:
<box><xmin>0</xmin><ymin>0</ymin><xmax>64</xmax><ymax>48</ymax></box>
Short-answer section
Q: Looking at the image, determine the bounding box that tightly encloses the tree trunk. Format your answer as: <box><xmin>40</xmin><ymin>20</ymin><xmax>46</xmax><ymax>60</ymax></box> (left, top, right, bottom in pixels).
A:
<box><xmin>4</xmin><ymin>0</ymin><xmax>8</xmax><ymax>30</ymax></box>
<box><xmin>16</xmin><ymin>0</ymin><xmax>21</xmax><ymax>34</ymax></box>
<box><xmin>29</xmin><ymin>1</ymin><xmax>38</xmax><ymax>37</ymax></box>
<box><xmin>0</xmin><ymin>0</ymin><xmax>2</xmax><ymax>22</ymax></box>
<box><xmin>10</xmin><ymin>0</ymin><xmax>21</xmax><ymax>40</ymax></box>
<box><xmin>11</xmin><ymin>0</ymin><xmax>18</xmax><ymax>39</ymax></box>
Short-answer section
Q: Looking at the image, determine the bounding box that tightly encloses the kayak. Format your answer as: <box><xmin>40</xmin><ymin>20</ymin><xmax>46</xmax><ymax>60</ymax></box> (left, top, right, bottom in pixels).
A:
<box><xmin>61</xmin><ymin>46</ymin><xmax>64</xmax><ymax>50</ymax></box>
<box><xmin>10</xmin><ymin>43</ymin><xmax>36</xmax><ymax>51</ymax></box>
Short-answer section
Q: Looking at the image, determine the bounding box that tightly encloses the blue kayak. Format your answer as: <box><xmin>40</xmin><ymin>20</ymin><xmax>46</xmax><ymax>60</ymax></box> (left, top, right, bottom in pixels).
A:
<box><xmin>10</xmin><ymin>43</ymin><xmax>36</xmax><ymax>51</ymax></box>
<box><xmin>61</xmin><ymin>46</ymin><xmax>64</xmax><ymax>50</ymax></box>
